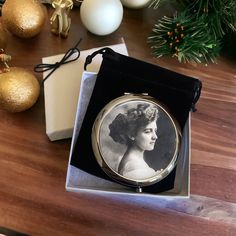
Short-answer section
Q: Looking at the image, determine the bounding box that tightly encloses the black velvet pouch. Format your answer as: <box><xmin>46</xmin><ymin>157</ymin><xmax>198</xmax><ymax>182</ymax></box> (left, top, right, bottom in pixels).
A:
<box><xmin>70</xmin><ymin>48</ymin><xmax>202</xmax><ymax>193</ymax></box>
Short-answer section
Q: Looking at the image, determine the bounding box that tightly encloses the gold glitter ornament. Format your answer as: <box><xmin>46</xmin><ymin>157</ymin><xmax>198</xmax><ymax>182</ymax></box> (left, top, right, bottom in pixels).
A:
<box><xmin>2</xmin><ymin>0</ymin><xmax>46</xmax><ymax>38</ymax></box>
<box><xmin>0</xmin><ymin>67</ymin><xmax>40</xmax><ymax>112</ymax></box>
<box><xmin>0</xmin><ymin>23</ymin><xmax>8</xmax><ymax>50</ymax></box>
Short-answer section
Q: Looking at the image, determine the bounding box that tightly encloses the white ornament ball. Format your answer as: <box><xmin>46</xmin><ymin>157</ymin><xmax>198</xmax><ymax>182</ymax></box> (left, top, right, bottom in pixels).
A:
<box><xmin>121</xmin><ymin>0</ymin><xmax>150</xmax><ymax>9</ymax></box>
<box><xmin>80</xmin><ymin>0</ymin><xmax>123</xmax><ymax>36</ymax></box>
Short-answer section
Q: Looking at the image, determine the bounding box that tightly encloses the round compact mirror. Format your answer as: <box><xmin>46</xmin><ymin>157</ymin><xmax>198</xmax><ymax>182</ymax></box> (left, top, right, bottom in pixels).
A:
<box><xmin>91</xmin><ymin>93</ymin><xmax>181</xmax><ymax>192</ymax></box>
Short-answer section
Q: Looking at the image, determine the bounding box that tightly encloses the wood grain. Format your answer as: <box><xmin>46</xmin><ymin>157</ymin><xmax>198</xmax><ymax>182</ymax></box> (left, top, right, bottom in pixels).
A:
<box><xmin>0</xmin><ymin>5</ymin><xmax>236</xmax><ymax>236</ymax></box>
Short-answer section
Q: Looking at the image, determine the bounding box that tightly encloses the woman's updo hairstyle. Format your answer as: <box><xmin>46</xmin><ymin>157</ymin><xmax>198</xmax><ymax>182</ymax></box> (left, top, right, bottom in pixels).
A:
<box><xmin>109</xmin><ymin>103</ymin><xmax>159</xmax><ymax>145</ymax></box>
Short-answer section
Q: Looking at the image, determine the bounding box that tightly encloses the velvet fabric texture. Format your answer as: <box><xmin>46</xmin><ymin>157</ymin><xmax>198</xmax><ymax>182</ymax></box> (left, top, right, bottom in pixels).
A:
<box><xmin>70</xmin><ymin>48</ymin><xmax>202</xmax><ymax>193</ymax></box>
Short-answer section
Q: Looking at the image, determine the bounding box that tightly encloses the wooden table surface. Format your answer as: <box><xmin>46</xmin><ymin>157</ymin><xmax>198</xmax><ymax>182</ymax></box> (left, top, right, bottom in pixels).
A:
<box><xmin>0</xmin><ymin>4</ymin><xmax>236</xmax><ymax>236</ymax></box>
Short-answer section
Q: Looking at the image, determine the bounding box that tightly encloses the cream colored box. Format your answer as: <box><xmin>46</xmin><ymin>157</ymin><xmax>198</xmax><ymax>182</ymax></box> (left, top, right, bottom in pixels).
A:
<box><xmin>42</xmin><ymin>43</ymin><xmax>128</xmax><ymax>141</ymax></box>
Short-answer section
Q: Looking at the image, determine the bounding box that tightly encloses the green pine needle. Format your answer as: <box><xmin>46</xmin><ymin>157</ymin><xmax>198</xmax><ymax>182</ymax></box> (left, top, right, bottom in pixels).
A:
<box><xmin>148</xmin><ymin>13</ymin><xmax>221</xmax><ymax>64</ymax></box>
<box><xmin>191</xmin><ymin>0</ymin><xmax>236</xmax><ymax>38</ymax></box>
<box><xmin>149</xmin><ymin>0</ymin><xmax>188</xmax><ymax>9</ymax></box>
<box><xmin>149</xmin><ymin>0</ymin><xmax>236</xmax><ymax>37</ymax></box>
<box><xmin>149</xmin><ymin>0</ymin><xmax>162</xmax><ymax>9</ymax></box>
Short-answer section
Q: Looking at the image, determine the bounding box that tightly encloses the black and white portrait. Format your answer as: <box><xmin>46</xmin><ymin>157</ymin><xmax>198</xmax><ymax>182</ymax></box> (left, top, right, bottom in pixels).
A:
<box><xmin>98</xmin><ymin>100</ymin><xmax>178</xmax><ymax>181</ymax></box>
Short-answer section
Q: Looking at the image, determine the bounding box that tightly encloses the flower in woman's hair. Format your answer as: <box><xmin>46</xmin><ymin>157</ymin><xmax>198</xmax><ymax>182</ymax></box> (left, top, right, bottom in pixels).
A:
<box><xmin>127</xmin><ymin>104</ymin><xmax>147</xmax><ymax>120</ymax></box>
<box><xmin>145</xmin><ymin>106</ymin><xmax>159</xmax><ymax>121</ymax></box>
<box><xmin>126</xmin><ymin>104</ymin><xmax>158</xmax><ymax>122</ymax></box>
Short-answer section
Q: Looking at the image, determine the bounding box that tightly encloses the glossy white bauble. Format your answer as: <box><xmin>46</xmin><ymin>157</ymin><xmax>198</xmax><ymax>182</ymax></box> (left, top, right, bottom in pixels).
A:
<box><xmin>121</xmin><ymin>0</ymin><xmax>151</xmax><ymax>9</ymax></box>
<box><xmin>80</xmin><ymin>0</ymin><xmax>123</xmax><ymax>36</ymax></box>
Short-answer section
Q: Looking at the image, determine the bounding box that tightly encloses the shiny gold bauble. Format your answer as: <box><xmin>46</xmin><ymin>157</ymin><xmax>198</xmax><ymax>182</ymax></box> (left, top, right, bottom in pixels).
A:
<box><xmin>0</xmin><ymin>67</ymin><xmax>40</xmax><ymax>112</ymax></box>
<box><xmin>2</xmin><ymin>0</ymin><xmax>46</xmax><ymax>38</ymax></box>
<box><xmin>0</xmin><ymin>23</ymin><xmax>8</xmax><ymax>50</ymax></box>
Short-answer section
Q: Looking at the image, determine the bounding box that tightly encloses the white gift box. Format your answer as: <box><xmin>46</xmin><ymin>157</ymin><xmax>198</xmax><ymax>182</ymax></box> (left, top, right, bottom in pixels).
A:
<box><xmin>42</xmin><ymin>42</ymin><xmax>128</xmax><ymax>141</ymax></box>
<box><xmin>65</xmin><ymin>71</ymin><xmax>190</xmax><ymax>198</ymax></box>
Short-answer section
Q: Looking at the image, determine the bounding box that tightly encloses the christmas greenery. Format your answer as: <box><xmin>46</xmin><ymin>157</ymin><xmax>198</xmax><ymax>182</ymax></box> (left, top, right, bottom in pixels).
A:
<box><xmin>148</xmin><ymin>13</ymin><xmax>220</xmax><ymax>63</ymax></box>
<box><xmin>148</xmin><ymin>0</ymin><xmax>236</xmax><ymax>63</ymax></box>
<box><xmin>148</xmin><ymin>0</ymin><xmax>159</xmax><ymax>9</ymax></box>
<box><xmin>190</xmin><ymin>0</ymin><xmax>236</xmax><ymax>38</ymax></box>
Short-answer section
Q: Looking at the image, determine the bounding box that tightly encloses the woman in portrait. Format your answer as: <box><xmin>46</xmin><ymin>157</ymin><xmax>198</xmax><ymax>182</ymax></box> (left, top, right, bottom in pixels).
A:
<box><xmin>109</xmin><ymin>103</ymin><xmax>160</xmax><ymax>180</ymax></box>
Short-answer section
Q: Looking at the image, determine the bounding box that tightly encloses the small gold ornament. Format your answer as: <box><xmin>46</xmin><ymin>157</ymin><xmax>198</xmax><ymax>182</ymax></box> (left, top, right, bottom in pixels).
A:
<box><xmin>0</xmin><ymin>67</ymin><xmax>40</xmax><ymax>112</ymax></box>
<box><xmin>0</xmin><ymin>49</ymin><xmax>11</xmax><ymax>73</ymax></box>
<box><xmin>0</xmin><ymin>22</ymin><xmax>8</xmax><ymax>50</ymax></box>
<box><xmin>2</xmin><ymin>0</ymin><xmax>46</xmax><ymax>38</ymax></box>
<box><xmin>50</xmin><ymin>0</ymin><xmax>73</xmax><ymax>38</ymax></box>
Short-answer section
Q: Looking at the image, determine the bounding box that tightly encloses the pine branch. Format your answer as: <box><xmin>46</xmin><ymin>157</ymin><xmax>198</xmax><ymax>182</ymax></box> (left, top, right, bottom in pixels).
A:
<box><xmin>149</xmin><ymin>0</ymin><xmax>189</xmax><ymax>9</ymax></box>
<box><xmin>148</xmin><ymin>12</ymin><xmax>220</xmax><ymax>64</ymax></box>
<box><xmin>150</xmin><ymin>0</ymin><xmax>236</xmax><ymax>37</ymax></box>
<box><xmin>189</xmin><ymin>0</ymin><xmax>236</xmax><ymax>38</ymax></box>
<box><xmin>149</xmin><ymin>0</ymin><xmax>163</xmax><ymax>9</ymax></box>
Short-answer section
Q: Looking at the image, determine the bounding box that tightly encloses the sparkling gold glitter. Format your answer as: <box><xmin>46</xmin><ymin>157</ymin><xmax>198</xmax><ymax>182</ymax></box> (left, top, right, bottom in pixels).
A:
<box><xmin>0</xmin><ymin>67</ymin><xmax>40</xmax><ymax>112</ymax></box>
<box><xmin>2</xmin><ymin>0</ymin><xmax>46</xmax><ymax>38</ymax></box>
